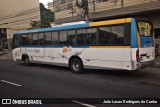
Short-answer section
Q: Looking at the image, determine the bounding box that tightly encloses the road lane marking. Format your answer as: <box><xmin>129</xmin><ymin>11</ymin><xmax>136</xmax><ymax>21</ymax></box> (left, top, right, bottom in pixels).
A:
<box><xmin>1</xmin><ymin>80</ymin><xmax>22</xmax><ymax>87</ymax></box>
<box><xmin>72</xmin><ymin>100</ymin><xmax>96</xmax><ymax>107</ymax></box>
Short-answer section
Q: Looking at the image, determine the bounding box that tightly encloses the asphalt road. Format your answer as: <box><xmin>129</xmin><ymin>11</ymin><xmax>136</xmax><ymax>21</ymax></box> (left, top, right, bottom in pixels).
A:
<box><xmin>0</xmin><ymin>59</ymin><xmax>160</xmax><ymax>107</ymax></box>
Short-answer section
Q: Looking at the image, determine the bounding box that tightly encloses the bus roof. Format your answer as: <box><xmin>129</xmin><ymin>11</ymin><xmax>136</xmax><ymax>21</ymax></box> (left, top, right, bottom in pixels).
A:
<box><xmin>14</xmin><ymin>18</ymin><xmax>132</xmax><ymax>35</ymax></box>
<box><xmin>14</xmin><ymin>22</ymin><xmax>89</xmax><ymax>35</ymax></box>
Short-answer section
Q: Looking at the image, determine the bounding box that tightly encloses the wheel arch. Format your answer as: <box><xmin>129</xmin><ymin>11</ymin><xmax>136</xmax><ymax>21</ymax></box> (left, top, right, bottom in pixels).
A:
<box><xmin>21</xmin><ymin>54</ymin><xmax>29</xmax><ymax>61</ymax></box>
<box><xmin>68</xmin><ymin>55</ymin><xmax>84</xmax><ymax>67</ymax></box>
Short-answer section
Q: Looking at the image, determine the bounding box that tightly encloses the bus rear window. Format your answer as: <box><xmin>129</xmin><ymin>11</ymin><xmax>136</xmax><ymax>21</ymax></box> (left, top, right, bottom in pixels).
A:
<box><xmin>138</xmin><ymin>22</ymin><xmax>152</xmax><ymax>37</ymax></box>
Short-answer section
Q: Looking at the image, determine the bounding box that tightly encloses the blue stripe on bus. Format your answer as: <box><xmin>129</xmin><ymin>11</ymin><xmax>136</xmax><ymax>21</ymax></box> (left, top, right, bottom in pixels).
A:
<box><xmin>14</xmin><ymin>23</ymin><xmax>89</xmax><ymax>35</ymax></box>
<box><xmin>131</xmin><ymin>18</ymin><xmax>138</xmax><ymax>48</ymax></box>
<box><xmin>21</xmin><ymin>46</ymin><xmax>89</xmax><ymax>48</ymax></box>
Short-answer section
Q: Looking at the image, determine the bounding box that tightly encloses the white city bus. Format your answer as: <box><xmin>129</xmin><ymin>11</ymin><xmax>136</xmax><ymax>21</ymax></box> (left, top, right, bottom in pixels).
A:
<box><xmin>12</xmin><ymin>18</ymin><xmax>155</xmax><ymax>73</ymax></box>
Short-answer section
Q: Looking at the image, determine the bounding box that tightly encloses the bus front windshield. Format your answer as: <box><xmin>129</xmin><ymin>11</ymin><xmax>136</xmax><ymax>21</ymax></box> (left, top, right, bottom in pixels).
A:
<box><xmin>12</xmin><ymin>35</ymin><xmax>20</xmax><ymax>49</ymax></box>
<box><xmin>138</xmin><ymin>22</ymin><xmax>153</xmax><ymax>37</ymax></box>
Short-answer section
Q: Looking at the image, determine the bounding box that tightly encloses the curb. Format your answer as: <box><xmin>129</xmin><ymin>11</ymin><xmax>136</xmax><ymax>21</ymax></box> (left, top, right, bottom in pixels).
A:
<box><xmin>0</xmin><ymin>51</ymin><xmax>11</xmax><ymax>56</ymax></box>
<box><xmin>0</xmin><ymin>52</ymin><xmax>4</xmax><ymax>56</ymax></box>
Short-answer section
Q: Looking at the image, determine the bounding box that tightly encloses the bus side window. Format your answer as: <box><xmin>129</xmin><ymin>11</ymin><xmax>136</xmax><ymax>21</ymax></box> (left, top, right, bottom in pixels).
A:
<box><xmin>86</xmin><ymin>28</ymin><xmax>97</xmax><ymax>45</ymax></box>
<box><xmin>99</xmin><ymin>26</ymin><xmax>111</xmax><ymax>45</ymax></box>
<box><xmin>21</xmin><ymin>34</ymin><xmax>29</xmax><ymax>45</ymax></box>
<box><xmin>59</xmin><ymin>31</ymin><xmax>67</xmax><ymax>45</ymax></box>
<box><xmin>77</xmin><ymin>29</ymin><xmax>86</xmax><ymax>45</ymax></box>
<box><xmin>67</xmin><ymin>30</ymin><xmax>76</xmax><ymax>45</ymax></box>
<box><xmin>44</xmin><ymin>32</ymin><xmax>51</xmax><ymax>45</ymax></box>
<box><xmin>52</xmin><ymin>32</ymin><xmax>58</xmax><ymax>45</ymax></box>
<box><xmin>124</xmin><ymin>23</ymin><xmax>131</xmax><ymax>45</ymax></box>
<box><xmin>39</xmin><ymin>33</ymin><xmax>44</xmax><ymax>46</ymax></box>
<box><xmin>111</xmin><ymin>25</ymin><xmax>124</xmax><ymax>45</ymax></box>
<box><xmin>28</xmin><ymin>34</ymin><xmax>33</xmax><ymax>45</ymax></box>
<box><xmin>32</xmin><ymin>33</ymin><xmax>39</xmax><ymax>45</ymax></box>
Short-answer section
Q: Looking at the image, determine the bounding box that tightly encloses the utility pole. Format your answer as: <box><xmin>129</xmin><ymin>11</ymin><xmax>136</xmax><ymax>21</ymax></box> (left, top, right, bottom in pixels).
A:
<box><xmin>121</xmin><ymin>0</ymin><xmax>124</xmax><ymax>7</ymax></box>
<box><xmin>76</xmin><ymin>0</ymin><xmax>89</xmax><ymax>22</ymax></box>
<box><xmin>84</xmin><ymin>0</ymin><xmax>89</xmax><ymax>22</ymax></box>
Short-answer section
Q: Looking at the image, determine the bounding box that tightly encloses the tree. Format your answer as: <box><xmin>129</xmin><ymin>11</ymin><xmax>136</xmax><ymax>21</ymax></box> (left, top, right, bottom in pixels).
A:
<box><xmin>30</xmin><ymin>21</ymin><xmax>41</xmax><ymax>29</ymax></box>
<box><xmin>30</xmin><ymin>3</ymin><xmax>54</xmax><ymax>29</ymax></box>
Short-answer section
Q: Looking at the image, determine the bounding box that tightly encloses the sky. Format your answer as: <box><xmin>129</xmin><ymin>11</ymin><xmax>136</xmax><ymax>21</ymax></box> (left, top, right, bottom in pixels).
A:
<box><xmin>39</xmin><ymin>0</ymin><xmax>53</xmax><ymax>6</ymax></box>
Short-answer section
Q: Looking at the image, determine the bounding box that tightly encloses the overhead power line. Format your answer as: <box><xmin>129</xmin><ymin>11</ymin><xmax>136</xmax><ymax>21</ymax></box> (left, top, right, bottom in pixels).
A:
<box><xmin>0</xmin><ymin>7</ymin><xmax>40</xmax><ymax>21</ymax></box>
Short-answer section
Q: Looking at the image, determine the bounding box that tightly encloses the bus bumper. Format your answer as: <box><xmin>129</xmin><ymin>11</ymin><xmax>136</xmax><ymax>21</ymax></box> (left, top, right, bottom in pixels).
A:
<box><xmin>133</xmin><ymin>60</ymin><xmax>155</xmax><ymax>70</ymax></box>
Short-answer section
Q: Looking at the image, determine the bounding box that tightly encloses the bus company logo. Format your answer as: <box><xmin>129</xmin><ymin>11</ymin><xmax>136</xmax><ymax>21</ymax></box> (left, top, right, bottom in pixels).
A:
<box><xmin>2</xmin><ymin>99</ymin><xmax>11</xmax><ymax>104</ymax></box>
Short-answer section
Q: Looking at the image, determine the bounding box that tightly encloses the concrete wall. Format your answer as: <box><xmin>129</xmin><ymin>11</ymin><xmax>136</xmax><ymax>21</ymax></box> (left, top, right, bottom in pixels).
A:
<box><xmin>54</xmin><ymin>0</ymin><xmax>160</xmax><ymax>23</ymax></box>
<box><xmin>0</xmin><ymin>0</ymin><xmax>40</xmax><ymax>49</ymax></box>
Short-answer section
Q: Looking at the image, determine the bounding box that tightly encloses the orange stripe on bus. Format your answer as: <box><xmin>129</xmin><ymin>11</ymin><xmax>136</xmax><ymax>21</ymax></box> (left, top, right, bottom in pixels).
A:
<box><xmin>89</xmin><ymin>46</ymin><xmax>131</xmax><ymax>48</ymax></box>
<box><xmin>137</xmin><ymin>31</ymin><xmax>141</xmax><ymax>48</ymax></box>
<box><xmin>90</xmin><ymin>18</ymin><xmax>132</xmax><ymax>27</ymax></box>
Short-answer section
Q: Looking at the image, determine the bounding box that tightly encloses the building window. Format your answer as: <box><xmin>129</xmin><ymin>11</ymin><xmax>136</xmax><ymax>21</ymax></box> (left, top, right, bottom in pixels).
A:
<box><xmin>67</xmin><ymin>2</ymin><xmax>72</xmax><ymax>10</ymax></box>
<box><xmin>96</xmin><ymin>0</ymin><xmax>109</xmax><ymax>3</ymax></box>
<box><xmin>60</xmin><ymin>4</ymin><xmax>67</xmax><ymax>10</ymax></box>
<box><xmin>56</xmin><ymin>6</ymin><xmax>60</xmax><ymax>12</ymax></box>
<box><xmin>61</xmin><ymin>0</ymin><xmax>66</xmax><ymax>4</ymax></box>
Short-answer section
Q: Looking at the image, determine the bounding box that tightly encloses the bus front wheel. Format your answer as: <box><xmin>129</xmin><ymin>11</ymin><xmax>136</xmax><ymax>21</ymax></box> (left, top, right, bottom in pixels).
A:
<box><xmin>24</xmin><ymin>56</ymin><xmax>30</xmax><ymax>65</ymax></box>
<box><xmin>70</xmin><ymin>58</ymin><xmax>83</xmax><ymax>74</ymax></box>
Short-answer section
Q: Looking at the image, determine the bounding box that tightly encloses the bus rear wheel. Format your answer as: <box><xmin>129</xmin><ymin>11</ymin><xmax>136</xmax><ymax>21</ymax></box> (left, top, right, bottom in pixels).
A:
<box><xmin>70</xmin><ymin>58</ymin><xmax>83</xmax><ymax>74</ymax></box>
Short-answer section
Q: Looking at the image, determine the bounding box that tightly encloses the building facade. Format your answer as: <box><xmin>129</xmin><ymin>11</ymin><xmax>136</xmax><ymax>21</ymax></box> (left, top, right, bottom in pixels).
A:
<box><xmin>53</xmin><ymin>0</ymin><xmax>160</xmax><ymax>54</ymax></box>
<box><xmin>48</xmin><ymin>2</ymin><xmax>54</xmax><ymax>12</ymax></box>
<box><xmin>0</xmin><ymin>0</ymin><xmax>40</xmax><ymax>49</ymax></box>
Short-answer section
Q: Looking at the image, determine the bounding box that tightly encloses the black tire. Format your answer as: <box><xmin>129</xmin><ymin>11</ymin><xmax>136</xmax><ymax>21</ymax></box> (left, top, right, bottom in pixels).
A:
<box><xmin>24</xmin><ymin>56</ymin><xmax>30</xmax><ymax>66</ymax></box>
<box><xmin>70</xmin><ymin>58</ymin><xmax>83</xmax><ymax>74</ymax></box>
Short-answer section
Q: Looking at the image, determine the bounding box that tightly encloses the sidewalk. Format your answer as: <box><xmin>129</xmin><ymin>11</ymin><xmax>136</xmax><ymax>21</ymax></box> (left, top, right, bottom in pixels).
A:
<box><xmin>0</xmin><ymin>49</ymin><xmax>12</xmax><ymax>60</ymax></box>
<box><xmin>153</xmin><ymin>56</ymin><xmax>160</xmax><ymax>68</ymax></box>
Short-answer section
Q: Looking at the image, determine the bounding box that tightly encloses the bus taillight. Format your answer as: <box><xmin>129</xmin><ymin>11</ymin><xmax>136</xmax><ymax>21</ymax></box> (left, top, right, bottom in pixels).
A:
<box><xmin>136</xmin><ymin>49</ymin><xmax>140</xmax><ymax>62</ymax></box>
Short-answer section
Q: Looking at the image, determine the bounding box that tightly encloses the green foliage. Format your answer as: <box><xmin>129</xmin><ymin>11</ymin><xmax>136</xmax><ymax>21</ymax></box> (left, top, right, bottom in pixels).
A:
<box><xmin>30</xmin><ymin>21</ymin><xmax>41</xmax><ymax>29</ymax></box>
<box><xmin>30</xmin><ymin>3</ymin><xmax>54</xmax><ymax>29</ymax></box>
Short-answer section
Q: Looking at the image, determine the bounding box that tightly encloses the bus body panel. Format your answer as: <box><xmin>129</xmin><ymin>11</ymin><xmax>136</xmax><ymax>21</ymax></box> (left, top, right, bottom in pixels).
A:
<box><xmin>43</xmin><ymin>47</ymin><xmax>59</xmax><ymax>63</ymax></box>
<box><xmin>97</xmin><ymin>47</ymin><xmax>132</xmax><ymax>70</ymax></box>
<box><xmin>12</xmin><ymin>48</ymin><xmax>21</xmax><ymax>62</ymax></box>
